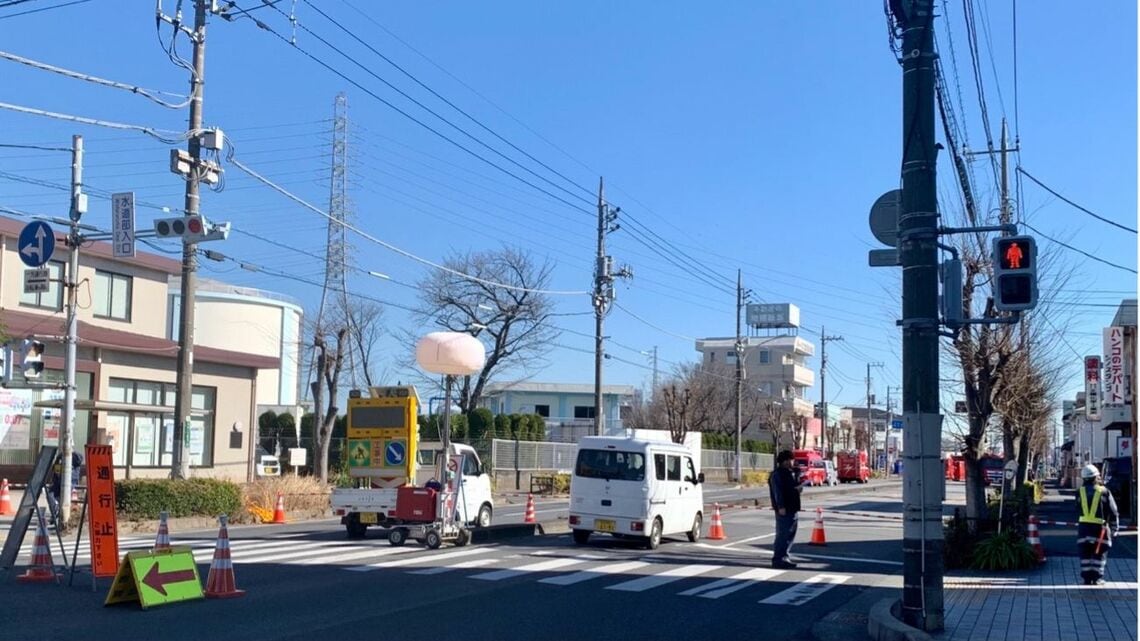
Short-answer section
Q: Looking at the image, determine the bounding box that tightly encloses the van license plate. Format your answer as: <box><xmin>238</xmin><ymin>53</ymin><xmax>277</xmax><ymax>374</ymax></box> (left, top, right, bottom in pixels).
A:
<box><xmin>359</xmin><ymin>512</ymin><xmax>378</xmax><ymax>525</ymax></box>
<box><xmin>595</xmin><ymin>519</ymin><xmax>615</xmax><ymax>532</ymax></box>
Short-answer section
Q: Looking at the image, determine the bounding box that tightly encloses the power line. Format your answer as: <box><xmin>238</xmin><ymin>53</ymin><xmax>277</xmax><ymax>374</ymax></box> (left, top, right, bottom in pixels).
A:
<box><xmin>0</xmin><ymin>50</ymin><xmax>190</xmax><ymax>109</ymax></box>
<box><xmin>0</xmin><ymin>0</ymin><xmax>91</xmax><ymax>20</ymax></box>
<box><xmin>0</xmin><ymin>101</ymin><xmax>186</xmax><ymax>144</ymax></box>
<box><xmin>613</xmin><ymin>302</ymin><xmax>695</xmax><ymax>342</ymax></box>
<box><xmin>1017</xmin><ymin>167</ymin><xmax>1137</xmax><ymax>234</ymax></box>
<box><xmin>1020</xmin><ymin>221</ymin><xmax>1137</xmax><ymax>275</ymax></box>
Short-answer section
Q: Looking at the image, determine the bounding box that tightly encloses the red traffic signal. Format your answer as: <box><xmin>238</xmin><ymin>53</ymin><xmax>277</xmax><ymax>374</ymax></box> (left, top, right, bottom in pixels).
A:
<box><xmin>186</xmin><ymin>216</ymin><xmax>204</xmax><ymax>235</ymax></box>
<box><xmin>996</xmin><ymin>237</ymin><xmax>1031</xmax><ymax>270</ymax></box>
<box><xmin>991</xmin><ymin>235</ymin><xmax>1038</xmax><ymax>312</ymax></box>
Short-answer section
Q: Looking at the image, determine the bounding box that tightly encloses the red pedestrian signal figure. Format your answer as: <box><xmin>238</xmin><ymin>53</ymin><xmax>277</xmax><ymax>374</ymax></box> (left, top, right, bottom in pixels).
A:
<box><xmin>1003</xmin><ymin>241</ymin><xmax>1024</xmax><ymax>269</ymax></box>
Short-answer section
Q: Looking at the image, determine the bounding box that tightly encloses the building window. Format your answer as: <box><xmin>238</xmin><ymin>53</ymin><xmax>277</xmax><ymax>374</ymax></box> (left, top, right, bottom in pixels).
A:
<box><xmin>707</xmin><ymin>352</ymin><xmax>715</xmax><ymax>364</ymax></box>
<box><xmin>106</xmin><ymin>378</ymin><xmax>216</xmax><ymax>468</ymax></box>
<box><xmin>758</xmin><ymin>350</ymin><xmax>770</xmax><ymax>364</ymax></box>
<box><xmin>93</xmin><ymin>270</ymin><xmax>132</xmax><ymax>321</ymax></box>
<box><xmin>534</xmin><ymin>404</ymin><xmax>550</xmax><ymax>418</ymax></box>
<box><xmin>725</xmin><ymin>351</ymin><xmax>737</xmax><ymax>364</ymax></box>
<box><xmin>19</xmin><ymin>261</ymin><xmax>64</xmax><ymax>311</ymax></box>
<box><xmin>573</xmin><ymin>406</ymin><xmax>596</xmax><ymax>419</ymax></box>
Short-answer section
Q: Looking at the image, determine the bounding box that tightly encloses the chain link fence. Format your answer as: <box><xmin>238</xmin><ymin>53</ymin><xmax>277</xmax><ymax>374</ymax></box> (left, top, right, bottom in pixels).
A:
<box><xmin>490</xmin><ymin>438</ymin><xmax>773</xmax><ymax>473</ymax></box>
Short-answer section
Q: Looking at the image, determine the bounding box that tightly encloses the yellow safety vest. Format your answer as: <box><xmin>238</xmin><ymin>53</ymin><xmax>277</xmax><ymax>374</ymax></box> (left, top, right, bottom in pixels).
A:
<box><xmin>1079</xmin><ymin>486</ymin><xmax>1105</xmax><ymax>525</ymax></box>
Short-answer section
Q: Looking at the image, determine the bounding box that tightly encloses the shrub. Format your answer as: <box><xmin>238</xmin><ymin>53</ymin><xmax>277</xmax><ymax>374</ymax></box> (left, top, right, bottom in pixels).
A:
<box><xmin>468</xmin><ymin>408</ymin><xmax>494</xmax><ymax>441</ymax></box>
<box><xmin>741</xmin><ymin>470</ymin><xmax>769</xmax><ymax>487</ymax></box>
<box><xmin>943</xmin><ymin>511</ymin><xmax>976</xmax><ymax>569</ymax></box>
<box><xmin>116</xmin><ymin>478</ymin><xmax>242</xmax><ymax>520</ymax></box>
<box><xmin>969</xmin><ymin>530</ymin><xmax>1037</xmax><ymax>571</ymax></box>
<box><xmin>242</xmin><ymin>475</ymin><xmax>331</xmax><ymax>516</ymax></box>
<box><xmin>552</xmin><ymin>473</ymin><xmax>571</xmax><ymax>493</ymax></box>
<box><xmin>530</xmin><ymin>414</ymin><xmax>547</xmax><ymax>441</ymax></box>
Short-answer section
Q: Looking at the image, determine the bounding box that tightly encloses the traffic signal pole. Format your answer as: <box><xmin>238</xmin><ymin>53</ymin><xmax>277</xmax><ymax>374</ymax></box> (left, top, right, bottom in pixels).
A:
<box><xmin>59</xmin><ymin>134</ymin><xmax>83</xmax><ymax>529</ymax></box>
<box><xmin>897</xmin><ymin>0</ymin><xmax>944</xmax><ymax>631</ymax></box>
<box><xmin>171</xmin><ymin>0</ymin><xmax>208</xmax><ymax>479</ymax></box>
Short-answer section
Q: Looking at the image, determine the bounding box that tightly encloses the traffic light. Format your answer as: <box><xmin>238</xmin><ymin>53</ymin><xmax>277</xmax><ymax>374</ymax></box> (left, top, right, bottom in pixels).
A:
<box><xmin>20</xmin><ymin>339</ymin><xmax>44</xmax><ymax>379</ymax></box>
<box><xmin>154</xmin><ymin>215</ymin><xmax>207</xmax><ymax>243</ymax></box>
<box><xmin>992</xmin><ymin>235</ymin><xmax>1038</xmax><ymax>312</ymax></box>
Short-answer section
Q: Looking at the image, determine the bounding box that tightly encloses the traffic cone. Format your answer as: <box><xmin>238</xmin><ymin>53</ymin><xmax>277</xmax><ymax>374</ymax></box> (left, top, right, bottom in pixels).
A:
<box><xmin>524</xmin><ymin>493</ymin><xmax>536</xmax><ymax>524</ymax></box>
<box><xmin>809</xmin><ymin>507</ymin><xmax>827</xmax><ymax>546</ymax></box>
<box><xmin>0</xmin><ymin>478</ymin><xmax>13</xmax><ymax>516</ymax></box>
<box><xmin>707</xmin><ymin>503</ymin><xmax>727</xmax><ymax>540</ymax></box>
<box><xmin>153</xmin><ymin>511</ymin><xmax>172</xmax><ymax>552</ymax></box>
<box><xmin>18</xmin><ymin>507</ymin><xmax>59</xmax><ymax>584</ymax></box>
<box><xmin>204</xmin><ymin>514</ymin><xmax>245</xmax><ymax>599</ymax></box>
<box><xmin>1027</xmin><ymin>515</ymin><xmax>1046</xmax><ymax>564</ymax></box>
<box><xmin>272</xmin><ymin>492</ymin><xmax>287</xmax><ymax>524</ymax></box>
<box><xmin>70</xmin><ymin>485</ymin><xmax>79</xmax><ymax>503</ymax></box>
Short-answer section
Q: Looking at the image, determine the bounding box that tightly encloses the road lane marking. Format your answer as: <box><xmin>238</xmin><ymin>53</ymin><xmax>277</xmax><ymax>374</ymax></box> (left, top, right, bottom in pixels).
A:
<box><xmin>408</xmin><ymin>558</ymin><xmax>498</xmax><ymax>575</ymax></box>
<box><xmin>538</xmin><ymin>561</ymin><xmax>650</xmax><ymax>586</ymax></box>
<box><xmin>470</xmin><ymin>557</ymin><xmax>586</xmax><ymax>581</ymax></box>
<box><xmin>362</xmin><ymin>546</ymin><xmax>494</xmax><ymax>570</ymax></box>
<box><xmin>691</xmin><ymin>543</ymin><xmax>904</xmax><ymax>567</ymax></box>
<box><xmin>679</xmin><ymin>568</ymin><xmax>785</xmax><ymax>598</ymax></box>
<box><xmin>719</xmin><ymin>533</ymin><xmax>776</xmax><ymax>548</ymax></box>
<box><xmin>311</xmin><ymin>545</ymin><xmax>424</xmax><ymax>568</ymax></box>
<box><xmin>758</xmin><ymin>573</ymin><xmax>850</xmax><ymax>605</ymax></box>
<box><xmin>605</xmin><ymin>564</ymin><xmax>720</xmax><ymax>592</ymax></box>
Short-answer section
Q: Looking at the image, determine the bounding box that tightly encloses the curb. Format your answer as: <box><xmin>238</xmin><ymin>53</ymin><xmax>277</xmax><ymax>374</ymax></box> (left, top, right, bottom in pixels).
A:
<box><xmin>867</xmin><ymin>599</ymin><xmax>933</xmax><ymax>641</ymax></box>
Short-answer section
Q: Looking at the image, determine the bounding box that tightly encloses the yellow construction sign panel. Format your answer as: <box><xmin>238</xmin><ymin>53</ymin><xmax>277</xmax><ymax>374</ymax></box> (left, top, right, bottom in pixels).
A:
<box><xmin>104</xmin><ymin>547</ymin><xmax>203</xmax><ymax>609</ymax></box>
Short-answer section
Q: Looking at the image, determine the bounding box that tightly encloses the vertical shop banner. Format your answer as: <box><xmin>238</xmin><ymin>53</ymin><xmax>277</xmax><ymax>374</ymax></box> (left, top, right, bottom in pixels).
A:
<box><xmin>1104</xmin><ymin>327</ymin><xmax>1126</xmax><ymax>406</ymax></box>
<box><xmin>1085</xmin><ymin>356</ymin><xmax>1102</xmax><ymax>421</ymax></box>
<box><xmin>0</xmin><ymin>388</ymin><xmax>33</xmax><ymax>449</ymax></box>
<box><xmin>86</xmin><ymin>445</ymin><xmax>120</xmax><ymax>578</ymax></box>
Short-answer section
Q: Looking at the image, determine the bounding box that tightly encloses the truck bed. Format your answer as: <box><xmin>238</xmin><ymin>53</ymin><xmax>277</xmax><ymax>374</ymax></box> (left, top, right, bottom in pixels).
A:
<box><xmin>331</xmin><ymin>488</ymin><xmax>399</xmax><ymax>513</ymax></box>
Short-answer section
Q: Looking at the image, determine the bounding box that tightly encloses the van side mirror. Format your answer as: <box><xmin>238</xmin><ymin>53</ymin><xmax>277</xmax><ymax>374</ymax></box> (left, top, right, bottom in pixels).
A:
<box><xmin>696</xmin><ymin>472</ymin><xmax>705</xmax><ymax>484</ymax></box>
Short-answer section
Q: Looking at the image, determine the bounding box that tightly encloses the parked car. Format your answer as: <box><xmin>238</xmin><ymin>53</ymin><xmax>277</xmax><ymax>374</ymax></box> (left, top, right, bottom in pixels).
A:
<box><xmin>1101</xmin><ymin>457</ymin><xmax>1133</xmax><ymax>519</ymax></box>
<box><xmin>793</xmin><ymin>449</ymin><xmax>826</xmax><ymax>486</ymax></box>
<box><xmin>837</xmin><ymin>450</ymin><xmax>871</xmax><ymax>483</ymax></box>
<box><xmin>811</xmin><ymin>459</ymin><xmax>838</xmax><ymax>486</ymax></box>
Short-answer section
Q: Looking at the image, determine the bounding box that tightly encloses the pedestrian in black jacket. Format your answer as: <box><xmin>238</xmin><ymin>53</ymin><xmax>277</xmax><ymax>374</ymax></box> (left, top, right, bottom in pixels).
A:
<box><xmin>769</xmin><ymin>450</ymin><xmax>803</xmax><ymax>569</ymax></box>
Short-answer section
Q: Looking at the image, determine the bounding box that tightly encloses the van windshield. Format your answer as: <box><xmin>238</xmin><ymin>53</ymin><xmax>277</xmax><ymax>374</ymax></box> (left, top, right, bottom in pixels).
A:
<box><xmin>575</xmin><ymin>449</ymin><xmax>646</xmax><ymax>482</ymax></box>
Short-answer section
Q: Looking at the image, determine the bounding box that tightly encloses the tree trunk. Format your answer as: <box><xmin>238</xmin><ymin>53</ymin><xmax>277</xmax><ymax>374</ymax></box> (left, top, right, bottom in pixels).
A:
<box><xmin>963</xmin><ymin>446</ymin><xmax>987</xmax><ymax>533</ymax></box>
<box><xmin>1016</xmin><ymin>431</ymin><xmax>1031</xmax><ymax>485</ymax></box>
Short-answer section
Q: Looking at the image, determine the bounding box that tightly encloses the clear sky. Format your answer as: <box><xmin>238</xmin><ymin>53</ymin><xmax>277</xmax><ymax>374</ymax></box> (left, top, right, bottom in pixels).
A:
<box><xmin>0</xmin><ymin>1</ymin><xmax>1135</xmax><ymax>419</ymax></box>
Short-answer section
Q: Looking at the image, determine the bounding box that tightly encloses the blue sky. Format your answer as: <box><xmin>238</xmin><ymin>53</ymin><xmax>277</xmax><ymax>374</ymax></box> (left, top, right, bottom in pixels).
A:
<box><xmin>0</xmin><ymin>1</ymin><xmax>1135</xmax><ymax>418</ymax></box>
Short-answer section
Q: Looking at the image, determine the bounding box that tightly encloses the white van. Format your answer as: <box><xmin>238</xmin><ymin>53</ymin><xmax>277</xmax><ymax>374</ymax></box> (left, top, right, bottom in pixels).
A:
<box><xmin>569</xmin><ymin>436</ymin><xmax>705</xmax><ymax>549</ymax></box>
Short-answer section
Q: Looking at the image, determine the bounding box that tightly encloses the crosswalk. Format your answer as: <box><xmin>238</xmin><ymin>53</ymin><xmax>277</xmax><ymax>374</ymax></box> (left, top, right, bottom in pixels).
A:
<box><xmin>5</xmin><ymin>532</ymin><xmax>852</xmax><ymax>605</ymax></box>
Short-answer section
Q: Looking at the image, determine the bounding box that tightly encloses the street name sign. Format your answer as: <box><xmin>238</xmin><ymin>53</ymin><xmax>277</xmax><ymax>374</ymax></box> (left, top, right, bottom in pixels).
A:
<box><xmin>111</xmin><ymin>192</ymin><xmax>136</xmax><ymax>258</ymax></box>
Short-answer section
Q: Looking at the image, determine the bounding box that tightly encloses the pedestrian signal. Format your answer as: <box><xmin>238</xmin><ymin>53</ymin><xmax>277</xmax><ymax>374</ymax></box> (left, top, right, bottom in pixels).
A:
<box><xmin>21</xmin><ymin>339</ymin><xmax>45</xmax><ymax>379</ymax></box>
<box><xmin>992</xmin><ymin>236</ymin><xmax>1037</xmax><ymax>312</ymax></box>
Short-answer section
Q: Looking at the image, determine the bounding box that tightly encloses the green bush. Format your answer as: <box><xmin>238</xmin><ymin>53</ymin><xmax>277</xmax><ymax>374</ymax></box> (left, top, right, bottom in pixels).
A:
<box><xmin>493</xmin><ymin>414</ymin><xmax>510</xmax><ymax>440</ymax></box>
<box><xmin>116</xmin><ymin>478</ymin><xmax>242</xmax><ymax>520</ymax></box>
<box><xmin>468</xmin><ymin>408</ymin><xmax>494</xmax><ymax>441</ymax></box>
<box><xmin>552</xmin><ymin>473</ymin><xmax>571</xmax><ymax>493</ymax></box>
<box><xmin>530</xmin><ymin>414</ymin><xmax>547</xmax><ymax>441</ymax></box>
<box><xmin>969</xmin><ymin>530</ymin><xmax>1037</xmax><ymax>571</ymax></box>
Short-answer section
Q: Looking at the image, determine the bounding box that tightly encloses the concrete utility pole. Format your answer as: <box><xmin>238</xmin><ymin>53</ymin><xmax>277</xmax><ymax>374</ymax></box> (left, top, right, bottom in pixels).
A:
<box><xmin>896</xmin><ymin>0</ymin><xmax>944</xmax><ymax>630</ymax></box>
<box><xmin>886</xmin><ymin>385</ymin><xmax>900</xmax><ymax>473</ymax></box>
<box><xmin>866</xmin><ymin>362</ymin><xmax>883</xmax><ymax>469</ymax></box>
<box><xmin>593</xmin><ymin>178</ymin><xmax>607</xmax><ymax>437</ymax></box>
<box><xmin>734</xmin><ymin>269</ymin><xmax>745</xmax><ymax>482</ymax></box>
<box><xmin>648</xmin><ymin>346</ymin><xmax>659</xmax><ymax>400</ymax></box>
<box><xmin>818</xmin><ymin>327</ymin><xmax>843</xmax><ymax>457</ymax></box>
<box><xmin>59</xmin><ymin>134</ymin><xmax>84</xmax><ymax>529</ymax></box>
<box><xmin>171</xmin><ymin>0</ymin><xmax>209</xmax><ymax>479</ymax></box>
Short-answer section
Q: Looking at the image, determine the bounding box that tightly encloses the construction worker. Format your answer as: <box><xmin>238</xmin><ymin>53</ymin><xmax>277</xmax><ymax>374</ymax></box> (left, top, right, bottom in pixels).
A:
<box><xmin>1077</xmin><ymin>464</ymin><xmax>1120</xmax><ymax>585</ymax></box>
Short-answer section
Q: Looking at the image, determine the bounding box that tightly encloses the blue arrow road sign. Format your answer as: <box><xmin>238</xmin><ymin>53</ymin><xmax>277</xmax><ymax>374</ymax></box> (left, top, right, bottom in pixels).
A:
<box><xmin>385</xmin><ymin>440</ymin><xmax>406</xmax><ymax>466</ymax></box>
<box><xmin>18</xmin><ymin>221</ymin><xmax>55</xmax><ymax>268</ymax></box>
<box><xmin>892</xmin><ymin>419</ymin><xmax>903</xmax><ymax>430</ymax></box>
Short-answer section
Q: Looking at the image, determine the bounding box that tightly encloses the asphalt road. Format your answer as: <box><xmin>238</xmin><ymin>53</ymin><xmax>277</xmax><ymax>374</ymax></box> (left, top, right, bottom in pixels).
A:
<box><xmin>1</xmin><ymin>483</ymin><xmax>910</xmax><ymax>641</ymax></box>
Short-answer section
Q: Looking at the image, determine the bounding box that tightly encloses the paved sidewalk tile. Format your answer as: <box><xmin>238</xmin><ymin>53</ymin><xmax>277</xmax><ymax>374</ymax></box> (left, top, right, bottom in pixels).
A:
<box><xmin>939</xmin><ymin>557</ymin><xmax>1138</xmax><ymax>641</ymax></box>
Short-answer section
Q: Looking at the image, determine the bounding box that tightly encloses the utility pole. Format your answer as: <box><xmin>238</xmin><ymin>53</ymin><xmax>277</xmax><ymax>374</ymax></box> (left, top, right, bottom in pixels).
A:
<box><xmin>895</xmin><ymin>0</ymin><xmax>944</xmax><ymax>630</ymax></box>
<box><xmin>649</xmin><ymin>346</ymin><xmax>659</xmax><ymax>399</ymax></box>
<box><xmin>866</xmin><ymin>362</ymin><xmax>883</xmax><ymax>470</ymax></box>
<box><xmin>59</xmin><ymin>134</ymin><xmax>84</xmax><ymax>529</ymax></box>
<box><xmin>592</xmin><ymin>179</ymin><xmax>628</xmax><ymax>435</ymax></box>
<box><xmin>886</xmin><ymin>385</ymin><xmax>900</xmax><ymax>473</ymax></box>
<box><xmin>818</xmin><ymin>327</ymin><xmax>843</xmax><ymax>458</ymax></box>
<box><xmin>171</xmin><ymin>0</ymin><xmax>209</xmax><ymax>479</ymax></box>
<box><xmin>734</xmin><ymin>269</ymin><xmax>745</xmax><ymax>482</ymax></box>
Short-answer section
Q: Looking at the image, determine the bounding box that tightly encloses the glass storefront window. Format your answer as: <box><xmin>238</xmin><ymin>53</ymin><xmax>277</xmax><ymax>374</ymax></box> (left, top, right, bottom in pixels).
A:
<box><xmin>105</xmin><ymin>378</ymin><xmax>216</xmax><ymax>468</ymax></box>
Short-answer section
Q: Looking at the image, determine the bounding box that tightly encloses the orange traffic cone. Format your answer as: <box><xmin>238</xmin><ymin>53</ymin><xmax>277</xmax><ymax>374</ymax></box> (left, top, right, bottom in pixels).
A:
<box><xmin>809</xmin><ymin>507</ymin><xmax>827</xmax><ymax>546</ymax></box>
<box><xmin>272</xmin><ymin>492</ymin><xmax>287</xmax><ymax>524</ymax></box>
<box><xmin>707</xmin><ymin>503</ymin><xmax>727</xmax><ymax>540</ymax></box>
<box><xmin>153</xmin><ymin>511</ymin><xmax>172</xmax><ymax>552</ymax></box>
<box><xmin>18</xmin><ymin>507</ymin><xmax>59</xmax><ymax>584</ymax></box>
<box><xmin>204</xmin><ymin>514</ymin><xmax>245</xmax><ymax>599</ymax></box>
<box><xmin>524</xmin><ymin>493</ymin><xmax>536</xmax><ymax>524</ymax></box>
<box><xmin>1027</xmin><ymin>515</ymin><xmax>1046</xmax><ymax>564</ymax></box>
<box><xmin>0</xmin><ymin>478</ymin><xmax>13</xmax><ymax>516</ymax></box>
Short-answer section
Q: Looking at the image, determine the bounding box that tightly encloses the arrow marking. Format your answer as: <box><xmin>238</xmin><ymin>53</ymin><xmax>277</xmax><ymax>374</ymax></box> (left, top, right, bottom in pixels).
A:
<box><xmin>142</xmin><ymin>563</ymin><xmax>197</xmax><ymax>596</ymax></box>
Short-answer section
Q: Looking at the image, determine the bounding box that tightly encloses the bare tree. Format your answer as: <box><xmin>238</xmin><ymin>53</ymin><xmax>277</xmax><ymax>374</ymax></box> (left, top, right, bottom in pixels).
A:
<box><xmin>760</xmin><ymin>400</ymin><xmax>790</xmax><ymax>451</ymax></box>
<box><xmin>346</xmin><ymin>301</ymin><xmax>386</xmax><ymax>388</ymax></box>
<box><xmin>310</xmin><ymin>323</ymin><xmax>348</xmax><ymax>483</ymax></box>
<box><xmin>662</xmin><ymin>385</ymin><xmax>691</xmax><ymax>445</ymax></box>
<box><xmin>408</xmin><ymin>247</ymin><xmax>558</xmax><ymax>412</ymax></box>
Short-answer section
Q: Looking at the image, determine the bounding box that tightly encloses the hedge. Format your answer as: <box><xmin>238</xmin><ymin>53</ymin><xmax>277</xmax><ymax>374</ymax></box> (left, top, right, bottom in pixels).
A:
<box><xmin>115</xmin><ymin>478</ymin><xmax>242</xmax><ymax>520</ymax></box>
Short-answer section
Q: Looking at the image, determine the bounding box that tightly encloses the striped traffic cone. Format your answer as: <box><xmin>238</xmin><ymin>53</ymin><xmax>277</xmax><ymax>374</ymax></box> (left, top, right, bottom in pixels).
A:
<box><xmin>524</xmin><ymin>493</ymin><xmax>536</xmax><ymax>524</ymax></box>
<box><xmin>707</xmin><ymin>503</ymin><xmax>727</xmax><ymax>540</ymax></box>
<box><xmin>1027</xmin><ymin>515</ymin><xmax>1046</xmax><ymax>564</ymax></box>
<box><xmin>272</xmin><ymin>493</ymin><xmax>287</xmax><ymax>524</ymax></box>
<box><xmin>153</xmin><ymin>511</ymin><xmax>172</xmax><ymax>552</ymax></box>
<box><xmin>204</xmin><ymin>515</ymin><xmax>245</xmax><ymax>598</ymax></box>
<box><xmin>18</xmin><ymin>507</ymin><xmax>59</xmax><ymax>583</ymax></box>
<box><xmin>0</xmin><ymin>478</ymin><xmax>13</xmax><ymax>516</ymax></box>
<box><xmin>809</xmin><ymin>507</ymin><xmax>827</xmax><ymax>546</ymax></box>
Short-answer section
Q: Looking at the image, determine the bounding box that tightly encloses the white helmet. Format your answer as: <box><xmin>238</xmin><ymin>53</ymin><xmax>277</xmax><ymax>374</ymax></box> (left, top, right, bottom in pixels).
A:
<box><xmin>1081</xmin><ymin>464</ymin><xmax>1100</xmax><ymax>480</ymax></box>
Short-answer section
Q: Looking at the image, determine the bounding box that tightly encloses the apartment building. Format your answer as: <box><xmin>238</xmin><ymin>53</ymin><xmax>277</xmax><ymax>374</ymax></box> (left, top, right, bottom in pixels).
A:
<box><xmin>0</xmin><ymin>215</ymin><xmax>296</xmax><ymax>482</ymax></box>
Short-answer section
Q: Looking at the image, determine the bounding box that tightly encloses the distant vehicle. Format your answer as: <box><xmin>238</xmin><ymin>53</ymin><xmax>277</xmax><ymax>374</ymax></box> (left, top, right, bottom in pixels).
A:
<box><xmin>255</xmin><ymin>447</ymin><xmax>280</xmax><ymax>477</ymax></box>
<box><xmin>811</xmin><ymin>459</ymin><xmax>838</xmax><ymax>486</ymax></box>
<box><xmin>1101</xmin><ymin>457</ymin><xmax>1133</xmax><ymax>518</ymax></box>
<box><xmin>837</xmin><ymin>450</ymin><xmax>871</xmax><ymax>484</ymax></box>
<box><xmin>944</xmin><ymin>454</ymin><xmax>966</xmax><ymax>482</ymax></box>
<box><xmin>569</xmin><ymin>436</ymin><xmax>704</xmax><ymax>550</ymax></box>
<box><xmin>793</xmin><ymin>449</ymin><xmax>826</xmax><ymax>486</ymax></box>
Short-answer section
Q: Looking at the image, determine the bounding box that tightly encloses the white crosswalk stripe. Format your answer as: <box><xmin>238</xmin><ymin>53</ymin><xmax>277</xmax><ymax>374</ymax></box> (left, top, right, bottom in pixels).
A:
<box><xmin>538</xmin><ymin>561</ymin><xmax>649</xmax><ymax>586</ymax></box>
<box><xmin>408</xmin><ymin>557</ymin><xmax>497</xmax><ymax>575</ymax></box>
<box><xmin>470</xmin><ymin>557</ymin><xmax>586</xmax><ymax>581</ymax></box>
<box><xmin>678</xmin><ymin>568</ymin><xmax>785</xmax><ymax>599</ymax></box>
<box><xmin>759</xmin><ymin>573</ymin><xmax>851</xmax><ymax>605</ymax></box>
<box><xmin>605</xmin><ymin>564</ymin><xmax>720</xmax><ymax>592</ymax></box>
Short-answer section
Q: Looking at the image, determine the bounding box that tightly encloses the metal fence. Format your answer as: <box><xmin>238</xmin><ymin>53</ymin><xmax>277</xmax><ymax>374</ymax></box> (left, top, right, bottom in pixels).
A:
<box><xmin>489</xmin><ymin>438</ymin><xmax>773</xmax><ymax>473</ymax></box>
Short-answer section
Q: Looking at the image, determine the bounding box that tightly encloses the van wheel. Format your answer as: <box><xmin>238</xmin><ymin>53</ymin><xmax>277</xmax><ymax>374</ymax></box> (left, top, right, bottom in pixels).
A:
<box><xmin>572</xmin><ymin>529</ymin><xmax>590</xmax><ymax>545</ymax></box>
<box><xmin>645</xmin><ymin>518</ymin><xmax>663</xmax><ymax>550</ymax></box>
<box><xmin>425</xmin><ymin>529</ymin><xmax>443</xmax><ymax>550</ymax></box>
<box><xmin>476</xmin><ymin>504</ymin><xmax>493</xmax><ymax>528</ymax></box>
<box><xmin>687</xmin><ymin>513</ymin><xmax>702</xmax><ymax>542</ymax></box>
